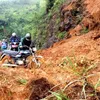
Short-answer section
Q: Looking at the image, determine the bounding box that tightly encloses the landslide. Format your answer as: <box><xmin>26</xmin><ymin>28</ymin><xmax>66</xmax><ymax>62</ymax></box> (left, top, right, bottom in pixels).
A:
<box><xmin>0</xmin><ymin>0</ymin><xmax>100</xmax><ymax>100</ymax></box>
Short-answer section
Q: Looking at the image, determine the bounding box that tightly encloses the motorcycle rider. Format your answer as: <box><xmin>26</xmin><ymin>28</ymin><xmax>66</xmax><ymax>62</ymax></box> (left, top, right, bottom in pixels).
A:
<box><xmin>10</xmin><ymin>32</ymin><xmax>20</xmax><ymax>51</ymax></box>
<box><xmin>0</xmin><ymin>33</ymin><xmax>39</xmax><ymax>67</ymax></box>
<box><xmin>19</xmin><ymin>33</ymin><xmax>37</xmax><ymax>67</ymax></box>
<box><xmin>20</xmin><ymin>33</ymin><xmax>35</xmax><ymax>50</ymax></box>
<box><xmin>1</xmin><ymin>39</ymin><xmax>8</xmax><ymax>51</ymax></box>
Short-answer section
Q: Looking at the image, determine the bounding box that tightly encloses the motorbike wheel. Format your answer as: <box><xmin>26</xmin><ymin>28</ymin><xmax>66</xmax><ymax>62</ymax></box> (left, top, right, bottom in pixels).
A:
<box><xmin>26</xmin><ymin>55</ymin><xmax>44</xmax><ymax>69</ymax></box>
<box><xmin>0</xmin><ymin>55</ymin><xmax>14</xmax><ymax>67</ymax></box>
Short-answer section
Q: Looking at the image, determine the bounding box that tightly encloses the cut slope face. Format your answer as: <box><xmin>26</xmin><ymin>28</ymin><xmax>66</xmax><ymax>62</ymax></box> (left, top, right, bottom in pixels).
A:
<box><xmin>85</xmin><ymin>0</ymin><xmax>100</xmax><ymax>22</ymax></box>
<box><xmin>41</xmin><ymin>31</ymin><xmax>100</xmax><ymax>62</ymax></box>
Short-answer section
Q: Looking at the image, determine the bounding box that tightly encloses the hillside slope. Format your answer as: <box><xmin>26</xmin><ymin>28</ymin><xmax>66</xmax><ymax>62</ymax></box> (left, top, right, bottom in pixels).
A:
<box><xmin>0</xmin><ymin>0</ymin><xmax>100</xmax><ymax>100</ymax></box>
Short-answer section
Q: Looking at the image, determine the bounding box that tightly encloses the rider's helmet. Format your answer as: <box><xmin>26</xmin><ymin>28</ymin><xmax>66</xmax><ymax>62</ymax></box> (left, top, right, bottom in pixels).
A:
<box><xmin>2</xmin><ymin>39</ymin><xmax>5</xmax><ymax>42</ymax></box>
<box><xmin>25</xmin><ymin>33</ymin><xmax>31</xmax><ymax>41</ymax></box>
<box><xmin>12</xmin><ymin>32</ymin><xmax>16</xmax><ymax>37</ymax></box>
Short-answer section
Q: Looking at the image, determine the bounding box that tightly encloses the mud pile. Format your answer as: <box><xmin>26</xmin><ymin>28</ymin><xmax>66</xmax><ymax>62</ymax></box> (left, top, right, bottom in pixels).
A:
<box><xmin>0</xmin><ymin>0</ymin><xmax>100</xmax><ymax>100</ymax></box>
<box><xmin>21</xmin><ymin>77</ymin><xmax>54</xmax><ymax>100</ymax></box>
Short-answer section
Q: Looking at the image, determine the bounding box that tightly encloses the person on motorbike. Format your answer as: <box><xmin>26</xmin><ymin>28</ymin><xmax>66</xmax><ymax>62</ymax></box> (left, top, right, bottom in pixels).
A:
<box><xmin>1</xmin><ymin>39</ymin><xmax>8</xmax><ymax>51</ymax></box>
<box><xmin>10</xmin><ymin>32</ymin><xmax>20</xmax><ymax>51</ymax></box>
<box><xmin>20</xmin><ymin>33</ymin><xmax>35</xmax><ymax>50</ymax></box>
<box><xmin>0</xmin><ymin>33</ymin><xmax>39</xmax><ymax>68</ymax></box>
<box><xmin>19</xmin><ymin>33</ymin><xmax>37</xmax><ymax>67</ymax></box>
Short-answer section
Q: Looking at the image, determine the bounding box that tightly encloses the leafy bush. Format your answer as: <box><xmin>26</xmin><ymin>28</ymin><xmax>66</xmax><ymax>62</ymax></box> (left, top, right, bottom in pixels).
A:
<box><xmin>57</xmin><ymin>31</ymin><xmax>67</xmax><ymax>39</ymax></box>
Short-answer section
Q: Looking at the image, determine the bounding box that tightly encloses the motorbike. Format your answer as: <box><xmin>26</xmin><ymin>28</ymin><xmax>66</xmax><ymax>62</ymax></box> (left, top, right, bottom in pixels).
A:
<box><xmin>0</xmin><ymin>46</ymin><xmax>43</xmax><ymax>68</ymax></box>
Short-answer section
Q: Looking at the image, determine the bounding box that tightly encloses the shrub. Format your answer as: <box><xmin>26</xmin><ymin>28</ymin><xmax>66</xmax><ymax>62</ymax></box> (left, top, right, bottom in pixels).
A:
<box><xmin>57</xmin><ymin>31</ymin><xmax>67</xmax><ymax>39</ymax></box>
<box><xmin>80</xmin><ymin>27</ymin><xmax>89</xmax><ymax>34</ymax></box>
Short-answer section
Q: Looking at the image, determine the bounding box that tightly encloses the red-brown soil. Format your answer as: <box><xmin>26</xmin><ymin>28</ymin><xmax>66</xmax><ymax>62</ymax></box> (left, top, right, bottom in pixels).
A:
<box><xmin>0</xmin><ymin>0</ymin><xmax>100</xmax><ymax>100</ymax></box>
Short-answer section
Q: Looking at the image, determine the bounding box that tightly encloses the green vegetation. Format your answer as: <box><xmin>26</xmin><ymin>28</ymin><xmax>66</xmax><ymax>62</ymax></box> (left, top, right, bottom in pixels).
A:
<box><xmin>50</xmin><ymin>91</ymin><xmax>69</xmax><ymax>100</ymax></box>
<box><xmin>57</xmin><ymin>31</ymin><xmax>67</xmax><ymax>40</ymax></box>
<box><xmin>0</xmin><ymin>0</ymin><xmax>47</xmax><ymax>40</ymax></box>
<box><xmin>18</xmin><ymin>78</ymin><xmax>28</xmax><ymax>85</ymax></box>
<box><xmin>80</xmin><ymin>26</ymin><xmax>89</xmax><ymax>34</ymax></box>
<box><xmin>94</xmin><ymin>79</ymin><xmax>100</xmax><ymax>90</ymax></box>
<box><xmin>36</xmin><ymin>0</ymin><xmax>68</xmax><ymax>48</ymax></box>
<box><xmin>8</xmin><ymin>91</ymin><xmax>12</xmax><ymax>97</ymax></box>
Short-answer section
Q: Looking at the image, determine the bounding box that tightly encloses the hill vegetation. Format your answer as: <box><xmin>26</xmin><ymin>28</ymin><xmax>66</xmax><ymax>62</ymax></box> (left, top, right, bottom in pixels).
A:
<box><xmin>0</xmin><ymin>0</ymin><xmax>47</xmax><ymax>40</ymax></box>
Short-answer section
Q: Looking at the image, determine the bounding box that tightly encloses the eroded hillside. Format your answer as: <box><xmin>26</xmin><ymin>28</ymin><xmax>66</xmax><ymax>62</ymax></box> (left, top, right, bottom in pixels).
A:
<box><xmin>0</xmin><ymin>0</ymin><xmax>100</xmax><ymax>100</ymax></box>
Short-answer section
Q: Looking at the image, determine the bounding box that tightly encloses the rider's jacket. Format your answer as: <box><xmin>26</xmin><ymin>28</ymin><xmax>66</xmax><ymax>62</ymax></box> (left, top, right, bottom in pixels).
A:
<box><xmin>22</xmin><ymin>37</ymin><xmax>31</xmax><ymax>47</ymax></box>
<box><xmin>10</xmin><ymin>36</ymin><xmax>20</xmax><ymax>43</ymax></box>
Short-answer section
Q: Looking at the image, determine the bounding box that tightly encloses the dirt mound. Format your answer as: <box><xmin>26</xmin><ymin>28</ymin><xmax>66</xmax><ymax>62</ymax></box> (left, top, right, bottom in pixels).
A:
<box><xmin>23</xmin><ymin>77</ymin><xmax>54</xmax><ymax>100</ymax></box>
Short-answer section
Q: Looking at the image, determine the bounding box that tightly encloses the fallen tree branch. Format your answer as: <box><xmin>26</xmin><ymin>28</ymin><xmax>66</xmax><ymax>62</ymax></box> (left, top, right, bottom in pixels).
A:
<box><xmin>50</xmin><ymin>81</ymin><xmax>66</xmax><ymax>91</ymax></box>
<box><xmin>62</xmin><ymin>79</ymin><xmax>82</xmax><ymax>92</ymax></box>
<box><xmin>85</xmin><ymin>72</ymin><xmax>100</xmax><ymax>78</ymax></box>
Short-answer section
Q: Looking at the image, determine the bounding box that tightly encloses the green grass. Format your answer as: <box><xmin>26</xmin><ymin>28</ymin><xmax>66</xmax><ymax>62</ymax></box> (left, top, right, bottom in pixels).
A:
<box><xmin>18</xmin><ymin>78</ymin><xmax>28</xmax><ymax>85</ymax></box>
<box><xmin>94</xmin><ymin>79</ymin><xmax>100</xmax><ymax>90</ymax></box>
<box><xmin>57</xmin><ymin>31</ymin><xmax>67</xmax><ymax>39</ymax></box>
<box><xmin>50</xmin><ymin>91</ymin><xmax>69</xmax><ymax>100</ymax></box>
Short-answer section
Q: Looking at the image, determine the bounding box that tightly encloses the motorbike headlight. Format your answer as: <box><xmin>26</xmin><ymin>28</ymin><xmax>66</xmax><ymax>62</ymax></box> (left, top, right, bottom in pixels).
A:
<box><xmin>32</xmin><ymin>47</ymin><xmax>37</xmax><ymax>51</ymax></box>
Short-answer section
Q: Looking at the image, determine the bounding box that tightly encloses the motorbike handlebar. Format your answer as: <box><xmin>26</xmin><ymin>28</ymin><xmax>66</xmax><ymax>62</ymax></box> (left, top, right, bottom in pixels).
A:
<box><xmin>20</xmin><ymin>45</ymin><xmax>29</xmax><ymax>48</ymax></box>
<box><xmin>19</xmin><ymin>45</ymin><xmax>37</xmax><ymax>52</ymax></box>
